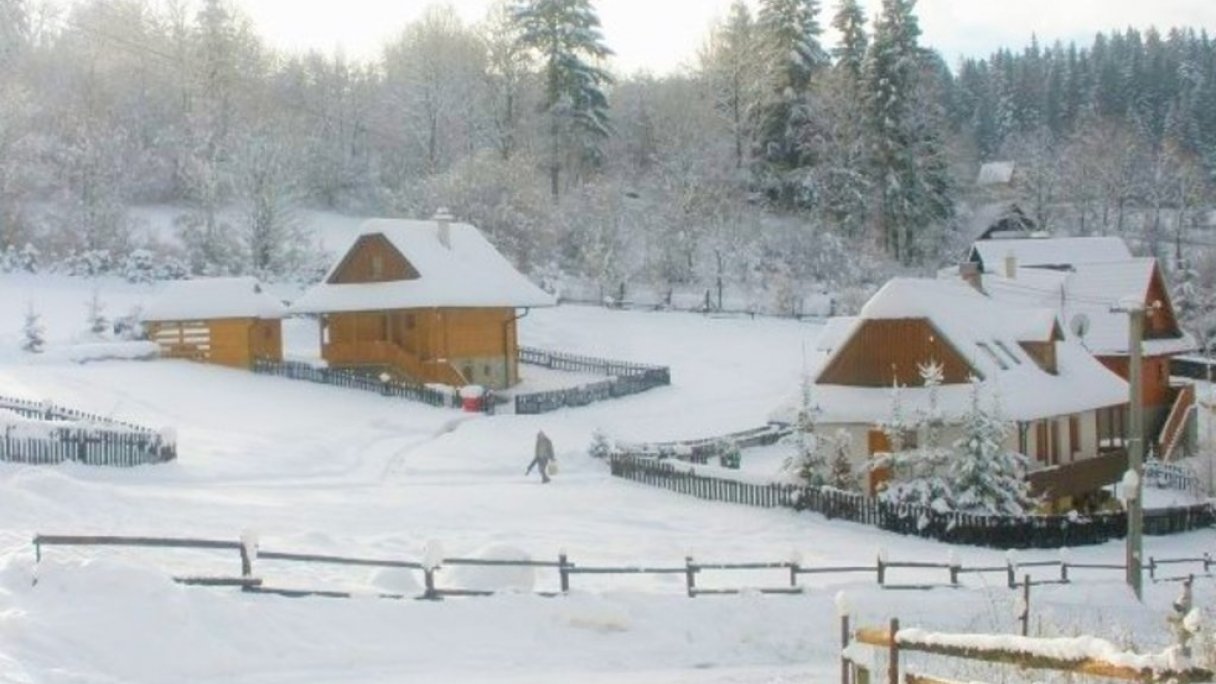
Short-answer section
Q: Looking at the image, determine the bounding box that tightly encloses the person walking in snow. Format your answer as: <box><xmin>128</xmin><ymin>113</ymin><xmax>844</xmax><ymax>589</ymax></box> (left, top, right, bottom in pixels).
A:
<box><xmin>526</xmin><ymin>430</ymin><xmax>555</xmax><ymax>483</ymax></box>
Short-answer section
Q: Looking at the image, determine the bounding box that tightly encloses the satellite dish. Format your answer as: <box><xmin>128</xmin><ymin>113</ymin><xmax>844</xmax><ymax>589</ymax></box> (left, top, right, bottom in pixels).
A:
<box><xmin>1070</xmin><ymin>313</ymin><xmax>1091</xmax><ymax>340</ymax></box>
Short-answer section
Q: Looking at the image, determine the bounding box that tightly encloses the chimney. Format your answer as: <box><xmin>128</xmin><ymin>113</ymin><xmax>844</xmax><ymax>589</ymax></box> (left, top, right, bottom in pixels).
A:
<box><xmin>1004</xmin><ymin>252</ymin><xmax>1017</xmax><ymax>279</ymax></box>
<box><xmin>433</xmin><ymin>207</ymin><xmax>454</xmax><ymax>249</ymax></box>
<box><xmin>959</xmin><ymin>262</ymin><xmax>983</xmax><ymax>292</ymax></box>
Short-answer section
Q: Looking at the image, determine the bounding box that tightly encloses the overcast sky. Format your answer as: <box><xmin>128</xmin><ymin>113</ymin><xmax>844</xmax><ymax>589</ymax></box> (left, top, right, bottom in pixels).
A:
<box><xmin>238</xmin><ymin>0</ymin><xmax>1216</xmax><ymax>74</ymax></box>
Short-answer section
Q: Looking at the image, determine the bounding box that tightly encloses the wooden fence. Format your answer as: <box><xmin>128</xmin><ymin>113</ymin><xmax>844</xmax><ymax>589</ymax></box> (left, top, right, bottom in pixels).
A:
<box><xmin>513</xmin><ymin>347</ymin><xmax>671</xmax><ymax>415</ymax></box>
<box><xmin>0</xmin><ymin>396</ymin><xmax>176</xmax><ymax>467</ymax></box>
<box><xmin>617</xmin><ymin>423</ymin><xmax>792</xmax><ymax>468</ymax></box>
<box><xmin>252</xmin><ymin>359</ymin><xmax>463</xmax><ymax>410</ymax></box>
<box><xmin>30</xmin><ymin>532</ymin><xmax>1216</xmax><ymax>602</ymax></box>
<box><xmin>609</xmin><ymin>454</ymin><xmax>1216</xmax><ymax>549</ymax></box>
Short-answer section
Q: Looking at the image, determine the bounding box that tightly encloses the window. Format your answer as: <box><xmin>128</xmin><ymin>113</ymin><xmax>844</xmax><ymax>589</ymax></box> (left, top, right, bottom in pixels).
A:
<box><xmin>994</xmin><ymin>340</ymin><xmax>1022</xmax><ymax>365</ymax></box>
<box><xmin>371</xmin><ymin>255</ymin><xmax>384</xmax><ymax>279</ymax></box>
<box><xmin>976</xmin><ymin>341</ymin><xmax>1009</xmax><ymax>370</ymax></box>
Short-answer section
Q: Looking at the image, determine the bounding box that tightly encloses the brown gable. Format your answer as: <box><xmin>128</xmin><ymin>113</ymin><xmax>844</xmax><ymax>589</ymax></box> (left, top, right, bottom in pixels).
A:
<box><xmin>816</xmin><ymin>318</ymin><xmax>980</xmax><ymax>387</ymax></box>
<box><xmin>1144</xmin><ymin>261</ymin><xmax>1183</xmax><ymax>340</ymax></box>
<box><xmin>327</xmin><ymin>234</ymin><xmax>420</xmax><ymax>284</ymax></box>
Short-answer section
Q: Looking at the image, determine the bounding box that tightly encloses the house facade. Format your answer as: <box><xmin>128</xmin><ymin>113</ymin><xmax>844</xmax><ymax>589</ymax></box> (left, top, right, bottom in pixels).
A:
<box><xmin>964</xmin><ymin>235</ymin><xmax>1197</xmax><ymax>459</ymax></box>
<box><xmin>142</xmin><ymin>277</ymin><xmax>285</xmax><ymax>369</ymax></box>
<box><xmin>780</xmin><ymin>278</ymin><xmax>1130</xmax><ymax>510</ymax></box>
<box><xmin>291</xmin><ymin>214</ymin><xmax>555</xmax><ymax>390</ymax></box>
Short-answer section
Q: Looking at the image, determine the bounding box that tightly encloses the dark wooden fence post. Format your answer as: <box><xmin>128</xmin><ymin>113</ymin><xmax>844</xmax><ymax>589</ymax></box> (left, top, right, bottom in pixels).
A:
<box><xmin>876</xmin><ymin>553</ymin><xmax>885</xmax><ymax>586</ymax></box>
<box><xmin>558</xmin><ymin>553</ymin><xmax>570</xmax><ymax>593</ymax></box>
<box><xmin>423</xmin><ymin>567</ymin><xmax>438</xmax><ymax>600</ymax></box>
<box><xmin>887</xmin><ymin>617</ymin><xmax>900</xmax><ymax>684</ymax></box>
<box><xmin>1020</xmin><ymin>575</ymin><xmax>1031</xmax><ymax>637</ymax></box>
<box><xmin>685</xmin><ymin>556</ymin><xmax>697</xmax><ymax>597</ymax></box>
<box><xmin>841</xmin><ymin>612</ymin><xmax>851</xmax><ymax>684</ymax></box>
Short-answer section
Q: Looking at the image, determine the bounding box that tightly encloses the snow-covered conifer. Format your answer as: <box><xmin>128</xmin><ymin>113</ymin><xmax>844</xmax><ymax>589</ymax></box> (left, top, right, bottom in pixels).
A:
<box><xmin>948</xmin><ymin>380</ymin><xmax>1037</xmax><ymax>515</ymax></box>
<box><xmin>85</xmin><ymin>289</ymin><xmax>108</xmax><ymax>338</ymax></box>
<box><xmin>785</xmin><ymin>373</ymin><xmax>827</xmax><ymax>485</ymax></box>
<box><xmin>21</xmin><ymin>303</ymin><xmax>44</xmax><ymax>353</ymax></box>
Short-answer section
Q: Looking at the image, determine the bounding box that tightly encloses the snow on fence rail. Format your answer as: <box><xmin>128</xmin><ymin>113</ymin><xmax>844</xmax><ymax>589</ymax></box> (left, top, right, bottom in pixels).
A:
<box><xmin>0</xmin><ymin>396</ymin><xmax>176</xmax><ymax>467</ymax></box>
<box><xmin>513</xmin><ymin>346</ymin><xmax>670</xmax><ymax>415</ymax></box>
<box><xmin>616</xmin><ymin>423</ymin><xmax>792</xmax><ymax>468</ymax></box>
<box><xmin>29</xmin><ymin>533</ymin><xmax>1216</xmax><ymax>601</ymax></box>
<box><xmin>609</xmin><ymin>454</ymin><xmax>1216</xmax><ymax>549</ymax></box>
<box><xmin>252</xmin><ymin>359</ymin><xmax>464</xmax><ymax>410</ymax></box>
<box><xmin>844</xmin><ymin>617</ymin><xmax>1213</xmax><ymax>684</ymax></box>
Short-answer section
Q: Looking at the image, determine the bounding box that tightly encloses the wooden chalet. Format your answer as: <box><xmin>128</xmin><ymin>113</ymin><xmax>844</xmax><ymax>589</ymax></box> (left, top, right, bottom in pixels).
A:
<box><xmin>782</xmin><ymin>278</ymin><xmax>1130</xmax><ymax>511</ymax></box>
<box><xmin>291</xmin><ymin>213</ymin><xmax>555</xmax><ymax>390</ymax></box>
<box><xmin>142</xmin><ymin>277</ymin><xmax>285</xmax><ymax>369</ymax></box>
<box><xmin>968</xmin><ymin>236</ymin><xmax>1198</xmax><ymax>461</ymax></box>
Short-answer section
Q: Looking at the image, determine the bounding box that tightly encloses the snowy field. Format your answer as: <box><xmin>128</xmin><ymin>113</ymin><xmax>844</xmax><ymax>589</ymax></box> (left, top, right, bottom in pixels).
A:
<box><xmin>1</xmin><ymin>273</ymin><xmax>1215</xmax><ymax>683</ymax></box>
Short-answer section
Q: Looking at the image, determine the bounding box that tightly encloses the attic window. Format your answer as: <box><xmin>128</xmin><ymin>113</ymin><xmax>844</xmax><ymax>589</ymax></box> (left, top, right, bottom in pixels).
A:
<box><xmin>993</xmin><ymin>340</ymin><xmax>1022</xmax><ymax>365</ymax></box>
<box><xmin>976</xmin><ymin>341</ymin><xmax>1008</xmax><ymax>370</ymax></box>
<box><xmin>371</xmin><ymin>255</ymin><xmax>384</xmax><ymax>279</ymax></box>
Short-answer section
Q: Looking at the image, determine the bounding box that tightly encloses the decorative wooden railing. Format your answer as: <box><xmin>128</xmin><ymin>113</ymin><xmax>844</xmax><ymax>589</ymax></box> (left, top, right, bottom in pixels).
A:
<box><xmin>323</xmin><ymin>341</ymin><xmax>466</xmax><ymax>387</ymax></box>
<box><xmin>1158</xmin><ymin>383</ymin><xmax>1196</xmax><ymax>462</ymax></box>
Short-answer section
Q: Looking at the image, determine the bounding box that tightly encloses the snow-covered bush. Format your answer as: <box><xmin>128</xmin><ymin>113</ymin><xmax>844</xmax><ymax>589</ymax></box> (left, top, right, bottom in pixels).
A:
<box><xmin>1</xmin><ymin>243</ymin><xmax>40</xmax><ymax>273</ymax></box>
<box><xmin>588</xmin><ymin>429</ymin><xmax>614</xmax><ymax>459</ymax></box>
<box><xmin>58</xmin><ymin>249</ymin><xmax>114</xmax><ymax>277</ymax></box>
<box><xmin>112</xmin><ymin>306</ymin><xmax>147</xmax><ymax>341</ymax></box>
<box><xmin>717</xmin><ymin>439</ymin><xmax>741</xmax><ymax>469</ymax></box>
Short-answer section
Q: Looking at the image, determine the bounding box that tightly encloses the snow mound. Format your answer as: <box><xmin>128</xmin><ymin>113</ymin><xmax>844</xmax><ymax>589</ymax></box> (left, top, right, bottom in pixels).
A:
<box><xmin>446</xmin><ymin>544</ymin><xmax>537</xmax><ymax>593</ymax></box>
<box><xmin>367</xmin><ymin>567</ymin><xmax>423</xmax><ymax>596</ymax></box>
<box><xmin>560</xmin><ymin>593</ymin><xmax>631</xmax><ymax>633</ymax></box>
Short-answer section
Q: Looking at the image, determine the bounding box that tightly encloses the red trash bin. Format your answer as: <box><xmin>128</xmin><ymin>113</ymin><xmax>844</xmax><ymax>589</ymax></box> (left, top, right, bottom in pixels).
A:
<box><xmin>460</xmin><ymin>385</ymin><xmax>485</xmax><ymax>412</ymax></box>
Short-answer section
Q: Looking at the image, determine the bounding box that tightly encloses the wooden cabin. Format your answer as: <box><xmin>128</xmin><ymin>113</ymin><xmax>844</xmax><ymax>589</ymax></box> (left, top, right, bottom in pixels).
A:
<box><xmin>779</xmin><ymin>278</ymin><xmax>1130</xmax><ymax>510</ymax></box>
<box><xmin>969</xmin><ymin>237</ymin><xmax>1197</xmax><ymax>459</ymax></box>
<box><xmin>291</xmin><ymin>213</ymin><xmax>555</xmax><ymax>390</ymax></box>
<box><xmin>142</xmin><ymin>277</ymin><xmax>285</xmax><ymax>369</ymax></box>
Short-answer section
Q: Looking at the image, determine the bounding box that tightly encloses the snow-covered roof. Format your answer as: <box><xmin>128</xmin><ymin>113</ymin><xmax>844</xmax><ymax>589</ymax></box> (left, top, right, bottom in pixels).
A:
<box><xmin>969</xmin><ymin>237</ymin><xmax>1132</xmax><ymax>273</ymax></box>
<box><xmin>976</xmin><ymin>161</ymin><xmax>1015</xmax><ymax>186</ymax></box>
<box><xmin>979</xmin><ymin>260</ymin><xmax>1197</xmax><ymax>357</ymax></box>
<box><xmin>291</xmin><ymin>218</ymin><xmax>556</xmax><ymax>313</ymax></box>
<box><xmin>816</xmin><ymin>316</ymin><xmax>857</xmax><ymax>353</ymax></box>
<box><xmin>775</xmin><ymin>278</ymin><xmax>1128</xmax><ymax>425</ymax></box>
<box><xmin>968</xmin><ymin>201</ymin><xmax>1037</xmax><ymax>241</ymax></box>
<box><xmin>142</xmin><ymin>277</ymin><xmax>286</xmax><ymax>321</ymax></box>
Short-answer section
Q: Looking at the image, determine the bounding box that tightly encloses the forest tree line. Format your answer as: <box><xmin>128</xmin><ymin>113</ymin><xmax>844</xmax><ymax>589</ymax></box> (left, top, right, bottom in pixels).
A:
<box><xmin>0</xmin><ymin>0</ymin><xmax>1215</xmax><ymax>308</ymax></box>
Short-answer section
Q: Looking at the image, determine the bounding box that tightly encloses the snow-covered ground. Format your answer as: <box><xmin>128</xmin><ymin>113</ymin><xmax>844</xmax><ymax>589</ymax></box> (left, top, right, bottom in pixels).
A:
<box><xmin>1</xmin><ymin>273</ymin><xmax>1214</xmax><ymax>683</ymax></box>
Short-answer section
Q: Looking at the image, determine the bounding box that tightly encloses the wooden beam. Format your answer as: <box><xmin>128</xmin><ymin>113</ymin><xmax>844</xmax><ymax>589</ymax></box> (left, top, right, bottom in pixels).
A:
<box><xmin>853</xmin><ymin>628</ymin><xmax>1212</xmax><ymax>682</ymax></box>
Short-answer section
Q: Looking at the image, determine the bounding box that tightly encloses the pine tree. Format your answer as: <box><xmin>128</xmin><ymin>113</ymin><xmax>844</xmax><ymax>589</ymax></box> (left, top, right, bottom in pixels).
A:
<box><xmin>785</xmin><ymin>374</ymin><xmax>827</xmax><ymax>485</ymax></box>
<box><xmin>21</xmin><ymin>302</ymin><xmax>44</xmax><ymax>353</ymax></box>
<box><xmin>862</xmin><ymin>0</ymin><xmax>952</xmax><ymax>264</ymax></box>
<box><xmin>85</xmin><ymin>289</ymin><xmax>108</xmax><ymax>338</ymax></box>
<box><xmin>512</xmin><ymin>0</ymin><xmax>613</xmax><ymax>199</ymax></box>
<box><xmin>755</xmin><ymin>0</ymin><xmax>828</xmax><ymax>204</ymax></box>
<box><xmin>878</xmin><ymin>360</ymin><xmax>954</xmax><ymax>509</ymax></box>
<box><xmin>827</xmin><ymin>429</ymin><xmax>857</xmax><ymax>491</ymax></box>
<box><xmin>831</xmin><ymin>0</ymin><xmax>868</xmax><ymax>85</ymax></box>
<box><xmin>948</xmin><ymin>381</ymin><xmax>1037</xmax><ymax>515</ymax></box>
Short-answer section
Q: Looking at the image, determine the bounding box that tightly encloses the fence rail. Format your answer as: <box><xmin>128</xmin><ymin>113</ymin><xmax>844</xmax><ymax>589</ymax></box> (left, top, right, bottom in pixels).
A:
<box><xmin>609</xmin><ymin>454</ymin><xmax>1216</xmax><ymax>549</ymax></box>
<box><xmin>616</xmin><ymin>423</ymin><xmax>792</xmax><ymax>467</ymax></box>
<box><xmin>30</xmin><ymin>532</ymin><xmax>1216</xmax><ymax>603</ymax></box>
<box><xmin>0</xmin><ymin>396</ymin><xmax>176</xmax><ymax>467</ymax></box>
<box><xmin>514</xmin><ymin>346</ymin><xmax>670</xmax><ymax>415</ymax></box>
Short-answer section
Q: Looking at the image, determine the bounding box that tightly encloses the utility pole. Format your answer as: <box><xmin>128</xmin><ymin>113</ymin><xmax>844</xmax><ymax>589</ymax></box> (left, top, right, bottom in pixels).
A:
<box><xmin>1116</xmin><ymin>302</ymin><xmax>1146</xmax><ymax>601</ymax></box>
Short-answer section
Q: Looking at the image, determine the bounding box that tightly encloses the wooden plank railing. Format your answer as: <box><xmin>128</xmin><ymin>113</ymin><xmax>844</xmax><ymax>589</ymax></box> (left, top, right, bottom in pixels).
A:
<box><xmin>1158</xmin><ymin>383</ymin><xmax>1196</xmax><ymax>462</ymax></box>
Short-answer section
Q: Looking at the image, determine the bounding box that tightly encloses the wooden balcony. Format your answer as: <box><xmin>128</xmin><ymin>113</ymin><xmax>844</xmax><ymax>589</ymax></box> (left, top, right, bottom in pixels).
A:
<box><xmin>1027</xmin><ymin>448</ymin><xmax>1127</xmax><ymax>501</ymax></box>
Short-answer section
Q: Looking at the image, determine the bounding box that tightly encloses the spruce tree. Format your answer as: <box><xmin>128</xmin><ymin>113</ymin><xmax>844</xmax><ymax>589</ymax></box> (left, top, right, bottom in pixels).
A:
<box><xmin>862</xmin><ymin>0</ymin><xmax>952</xmax><ymax>264</ymax></box>
<box><xmin>85</xmin><ymin>289</ymin><xmax>108</xmax><ymax>337</ymax></box>
<box><xmin>827</xmin><ymin>429</ymin><xmax>856</xmax><ymax>491</ymax></box>
<box><xmin>21</xmin><ymin>303</ymin><xmax>44</xmax><ymax>353</ymax></box>
<box><xmin>511</xmin><ymin>0</ymin><xmax>613</xmax><ymax>199</ymax></box>
<box><xmin>948</xmin><ymin>381</ymin><xmax>1037</xmax><ymax>515</ymax></box>
<box><xmin>785</xmin><ymin>374</ymin><xmax>827</xmax><ymax>485</ymax></box>
<box><xmin>831</xmin><ymin>0</ymin><xmax>868</xmax><ymax>85</ymax></box>
<box><xmin>878</xmin><ymin>360</ymin><xmax>954</xmax><ymax>509</ymax></box>
<box><xmin>755</xmin><ymin>0</ymin><xmax>828</xmax><ymax>204</ymax></box>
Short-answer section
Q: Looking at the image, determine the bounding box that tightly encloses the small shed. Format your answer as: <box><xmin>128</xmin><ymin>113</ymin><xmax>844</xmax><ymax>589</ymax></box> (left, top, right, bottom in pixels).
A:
<box><xmin>142</xmin><ymin>277</ymin><xmax>286</xmax><ymax>369</ymax></box>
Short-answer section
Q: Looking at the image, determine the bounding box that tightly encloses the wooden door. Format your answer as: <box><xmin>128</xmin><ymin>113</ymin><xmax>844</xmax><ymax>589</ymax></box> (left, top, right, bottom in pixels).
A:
<box><xmin>867</xmin><ymin>429</ymin><xmax>892</xmax><ymax>496</ymax></box>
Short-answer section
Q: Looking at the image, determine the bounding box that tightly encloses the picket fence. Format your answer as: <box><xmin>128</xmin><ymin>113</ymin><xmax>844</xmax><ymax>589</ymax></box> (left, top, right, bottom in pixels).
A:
<box><xmin>0</xmin><ymin>396</ymin><xmax>175</xmax><ymax>467</ymax></box>
<box><xmin>609</xmin><ymin>454</ymin><xmax>1216</xmax><ymax>549</ymax></box>
<box><xmin>512</xmin><ymin>346</ymin><xmax>671</xmax><ymax>415</ymax></box>
<box><xmin>252</xmin><ymin>359</ymin><xmax>464</xmax><ymax>409</ymax></box>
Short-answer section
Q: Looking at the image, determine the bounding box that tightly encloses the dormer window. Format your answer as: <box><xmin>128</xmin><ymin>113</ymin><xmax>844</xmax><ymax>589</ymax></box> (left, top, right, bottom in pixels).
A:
<box><xmin>1019</xmin><ymin>341</ymin><xmax>1058</xmax><ymax>375</ymax></box>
